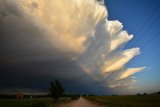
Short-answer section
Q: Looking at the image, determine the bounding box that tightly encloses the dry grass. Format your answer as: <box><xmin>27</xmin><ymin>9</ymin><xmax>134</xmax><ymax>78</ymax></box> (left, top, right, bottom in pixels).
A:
<box><xmin>85</xmin><ymin>95</ymin><xmax>160</xmax><ymax>107</ymax></box>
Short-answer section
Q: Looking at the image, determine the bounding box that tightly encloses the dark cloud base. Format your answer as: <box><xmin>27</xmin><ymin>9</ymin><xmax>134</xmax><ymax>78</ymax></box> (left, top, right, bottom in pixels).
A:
<box><xmin>0</xmin><ymin>2</ymin><xmax>111</xmax><ymax>95</ymax></box>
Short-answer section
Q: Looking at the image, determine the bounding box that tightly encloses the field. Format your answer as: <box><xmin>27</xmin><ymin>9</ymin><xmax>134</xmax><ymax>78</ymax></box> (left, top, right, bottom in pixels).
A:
<box><xmin>0</xmin><ymin>97</ymin><xmax>72</xmax><ymax>107</ymax></box>
<box><xmin>1</xmin><ymin>95</ymin><xmax>160</xmax><ymax>107</ymax></box>
<box><xmin>85</xmin><ymin>95</ymin><xmax>160</xmax><ymax>107</ymax></box>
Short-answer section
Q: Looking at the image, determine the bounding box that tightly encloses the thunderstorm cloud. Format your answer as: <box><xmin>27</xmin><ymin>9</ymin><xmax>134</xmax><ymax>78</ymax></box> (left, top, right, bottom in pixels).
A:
<box><xmin>0</xmin><ymin>0</ymin><xmax>145</xmax><ymax>94</ymax></box>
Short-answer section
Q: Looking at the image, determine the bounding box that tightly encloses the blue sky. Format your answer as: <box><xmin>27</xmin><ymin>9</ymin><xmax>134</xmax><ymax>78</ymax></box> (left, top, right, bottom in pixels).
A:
<box><xmin>105</xmin><ymin>0</ymin><xmax>160</xmax><ymax>92</ymax></box>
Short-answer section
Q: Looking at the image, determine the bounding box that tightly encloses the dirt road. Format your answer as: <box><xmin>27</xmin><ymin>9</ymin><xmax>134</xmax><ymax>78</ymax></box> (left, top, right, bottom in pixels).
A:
<box><xmin>66</xmin><ymin>97</ymin><xmax>100</xmax><ymax>107</ymax></box>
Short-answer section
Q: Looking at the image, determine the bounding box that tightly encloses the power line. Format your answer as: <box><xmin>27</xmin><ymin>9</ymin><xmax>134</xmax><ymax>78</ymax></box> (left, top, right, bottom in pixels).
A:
<box><xmin>132</xmin><ymin>0</ymin><xmax>157</xmax><ymax>33</ymax></box>
<box><xmin>141</xmin><ymin>31</ymin><xmax>160</xmax><ymax>49</ymax></box>
<box><xmin>131</xmin><ymin>12</ymin><xmax>160</xmax><ymax>47</ymax></box>
<box><xmin>134</xmin><ymin>2</ymin><xmax>160</xmax><ymax>36</ymax></box>
<box><xmin>130</xmin><ymin>2</ymin><xmax>160</xmax><ymax>47</ymax></box>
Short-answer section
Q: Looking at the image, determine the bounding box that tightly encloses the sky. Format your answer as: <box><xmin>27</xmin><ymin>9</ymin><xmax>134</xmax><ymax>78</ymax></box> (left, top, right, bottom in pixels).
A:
<box><xmin>105</xmin><ymin>0</ymin><xmax>160</xmax><ymax>93</ymax></box>
<box><xmin>0</xmin><ymin>0</ymin><xmax>160</xmax><ymax>95</ymax></box>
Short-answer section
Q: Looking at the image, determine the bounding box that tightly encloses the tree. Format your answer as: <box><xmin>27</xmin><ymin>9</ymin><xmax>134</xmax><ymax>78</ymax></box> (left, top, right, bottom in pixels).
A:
<box><xmin>49</xmin><ymin>79</ymin><xmax>65</xmax><ymax>101</ymax></box>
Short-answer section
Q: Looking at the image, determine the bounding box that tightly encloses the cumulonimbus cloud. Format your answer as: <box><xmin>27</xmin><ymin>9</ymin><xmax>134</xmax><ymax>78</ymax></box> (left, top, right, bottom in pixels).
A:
<box><xmin>102</xmin><ymin>48</ymin><xmax>140</xmax><ymax>73</ymax></box>
<box><xmin>5</xmin><ymin>0</ymin><xmax>145</xmax><ymax>92</ymax></box>
<box><xmin>118</xmin><ymin>67</ymin><xmax>146</xmax><ymax>80</ymax></box>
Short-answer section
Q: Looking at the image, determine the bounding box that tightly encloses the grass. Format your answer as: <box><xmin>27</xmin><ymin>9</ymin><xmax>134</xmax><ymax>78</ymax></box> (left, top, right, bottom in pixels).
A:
<box><xmin>1</xmin><ymin>95</ymin><xmax>160</xmax><ymax>107</ymax></box>
<box><xmin>0</xmin><ymin>97</ymin><xmax>72</xmax><ymax>107</ymax></box>
<box><xmin>85</xmin><ymin>95</ymin><xmax>160</xmax><ymax>107</ymax></box>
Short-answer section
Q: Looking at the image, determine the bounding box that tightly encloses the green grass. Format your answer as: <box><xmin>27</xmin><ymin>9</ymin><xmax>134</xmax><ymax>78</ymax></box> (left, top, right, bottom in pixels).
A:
<box><xmin>0</xmin><ymin>97</ymin><xmax>72</xmax><ymax>107</ymax></box>
<box><xmin>85</xmin><ymin>95</ymin><xmax>160</xmax><ymax>107</ymax></box>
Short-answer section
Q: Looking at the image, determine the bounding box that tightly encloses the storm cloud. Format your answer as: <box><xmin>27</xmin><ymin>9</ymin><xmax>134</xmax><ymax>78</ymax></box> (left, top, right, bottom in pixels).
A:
<box><xmin>0</xmin><ymin>0</ymin><xmax>145</xmax><ymax>94</ymax></box>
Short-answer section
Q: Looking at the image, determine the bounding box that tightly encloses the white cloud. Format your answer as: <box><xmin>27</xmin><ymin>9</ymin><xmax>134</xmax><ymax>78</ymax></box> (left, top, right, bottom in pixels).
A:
<box><xmin>10</xmin><ymin>0</ymin><xmax>108</xmax><ymax>55</ymax></box>
<box><xmin>102</xmin><ymin>48</ymin><xmax>140</xmax><ymax>73</ymax></box>
<box><xmin>110</xmin><ymin>31</ymin><xmax>133</xmax><ymax>51</ymax></box>
<box><xmin>118</xmin><ymin>67</ymin><xmax>146</xmax><ymax>80</ymax></box>
<box><xmin>106</xmin><ymin>20</ymin><xmax>123</xmax><ymax>37</ymax></box>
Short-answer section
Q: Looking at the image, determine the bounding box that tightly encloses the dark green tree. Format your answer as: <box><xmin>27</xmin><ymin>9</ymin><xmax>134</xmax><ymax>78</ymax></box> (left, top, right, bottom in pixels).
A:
<box><xmin>49</xmin><ymin>79</ymin><xmax>65</xmax><ymax>101</ymax></box>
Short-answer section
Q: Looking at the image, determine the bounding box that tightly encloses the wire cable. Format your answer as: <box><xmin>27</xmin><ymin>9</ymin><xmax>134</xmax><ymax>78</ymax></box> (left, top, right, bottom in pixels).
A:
<box><xmin>132</xmin><ymin>0</ymin><xmax>157</xmax><ymax>33</ymax></box>
<box><xmin>141</xmin><ymin>31</ymin><xmax>160</xmax><ymax>49</ymax></box>
<box><xmin>129</xmin><ymin>2</ymin><xmax>160</xmax><ymax>47</ymax></box>
<box><xmin>131</xmin><ymin>13</ymin><xmax>160</xmax><ymax>47</ymax></box>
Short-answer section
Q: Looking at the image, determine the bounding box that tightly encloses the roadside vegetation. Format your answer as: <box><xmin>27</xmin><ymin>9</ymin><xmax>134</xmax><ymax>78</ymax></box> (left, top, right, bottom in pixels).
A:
<box><xmin>85</xmin><ymin>93</ymin><xmax>160</xmax><ymax>107</ymax></box>
<box><xmin>1</xmin><ymin>79</ymin><xmax>160</xmax><ymax>107</ymax></box>
<box><xmin>0</xmin><ymin>79</ymin><xmax>80</xmax><ymax>107</ymax></box>
<box><xmin>0</xmin><ymin>97</ymin><xmax>73</xmax><ymax>107</ymax></box>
